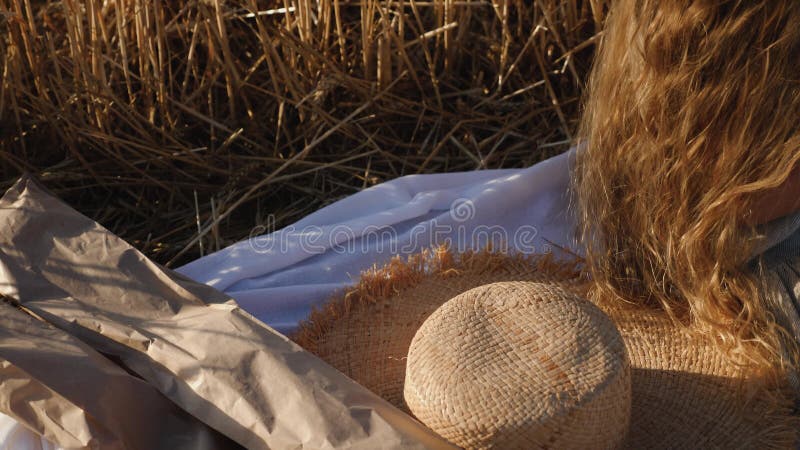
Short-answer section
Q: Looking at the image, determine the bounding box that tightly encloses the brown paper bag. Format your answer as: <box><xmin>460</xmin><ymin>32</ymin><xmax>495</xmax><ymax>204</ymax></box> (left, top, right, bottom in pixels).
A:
<box><xmin>0</xmin><ymin>299</ymin><xmax>237</xmax><ymax>449</ymax></box>
<box><xmin>0</xmin><ymin>176</ymin><xmax>454</xmax><ymax>450</ymax></box>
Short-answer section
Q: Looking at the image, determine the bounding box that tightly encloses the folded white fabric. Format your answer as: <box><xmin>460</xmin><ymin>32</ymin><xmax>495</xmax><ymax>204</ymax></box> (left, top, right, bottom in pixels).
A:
<box><xmin>178</xmin><ymin>149</ymin><xmax>577</xmax><ymax>333</ymax></box>
<box><xmin>0</xmin><ymin>413</ymin><xmax>56</xmax><ymax>450</ymax></box>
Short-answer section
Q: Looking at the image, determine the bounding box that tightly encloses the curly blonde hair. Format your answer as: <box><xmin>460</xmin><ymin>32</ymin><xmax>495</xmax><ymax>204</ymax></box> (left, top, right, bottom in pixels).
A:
<box><xmin>575</xmin><ymin>0</ymin><xmax>800</xmax><ymax>370</ymax></box>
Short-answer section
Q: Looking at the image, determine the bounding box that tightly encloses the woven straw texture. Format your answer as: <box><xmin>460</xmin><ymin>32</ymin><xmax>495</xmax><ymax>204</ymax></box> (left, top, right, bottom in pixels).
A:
<box><xmin>292</xmin><ymin>248</ymin><xmax>799</xmax><ymax>449</ymax></box>
<box><xmin>293</xmin><ymin>249</ymin><xmax>580</xmax><ymax>410</ymax></box>
<box><xmin>605</xmin><ymin>300</ymin><xmax>797</xmax><ymax>449</ymax></box>
<box><xmin>404</xmin><ymin>281</ymin><xmax>631</xmax><ymax>449</ymax></box>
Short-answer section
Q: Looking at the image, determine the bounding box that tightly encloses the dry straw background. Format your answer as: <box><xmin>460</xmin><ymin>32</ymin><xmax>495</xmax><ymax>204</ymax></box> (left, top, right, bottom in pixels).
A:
<box><xmin>1</xmin><ymin>0</ymin><xmax>606</xmax><ymax>266</ymax></box>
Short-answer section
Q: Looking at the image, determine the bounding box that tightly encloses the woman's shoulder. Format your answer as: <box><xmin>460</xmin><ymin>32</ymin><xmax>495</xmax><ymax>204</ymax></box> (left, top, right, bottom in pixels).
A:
<box><xmin>753</xmin><ymin>211</ymin><xmax>800</xmax><ymax>263</ymax></box>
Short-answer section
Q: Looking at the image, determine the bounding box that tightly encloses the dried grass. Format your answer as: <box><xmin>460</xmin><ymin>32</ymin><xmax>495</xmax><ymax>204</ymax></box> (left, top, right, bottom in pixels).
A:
<box><xmin>0</xmin><ymin>0</ymin><xmax>606</xmax><ymax>265</ymax></box>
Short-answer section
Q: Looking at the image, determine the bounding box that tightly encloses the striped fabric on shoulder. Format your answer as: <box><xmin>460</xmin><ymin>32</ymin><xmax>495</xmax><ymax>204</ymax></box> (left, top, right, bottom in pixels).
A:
<box><xmin>752</xmin><ymin>211</ymin><xmax>800</xmax><ymax>260</ymax></box>
<box><xmin>758</xmin><ymin>231</ymin><xmax>800</xmax><ymax>411</ymax></box>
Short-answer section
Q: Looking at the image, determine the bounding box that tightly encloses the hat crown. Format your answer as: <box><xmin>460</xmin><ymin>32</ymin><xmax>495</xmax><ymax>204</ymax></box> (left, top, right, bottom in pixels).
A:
<box><xmin>404</xmin><ymin>281</ymin><xmax>632</xmax><ymax>449</ymax></box>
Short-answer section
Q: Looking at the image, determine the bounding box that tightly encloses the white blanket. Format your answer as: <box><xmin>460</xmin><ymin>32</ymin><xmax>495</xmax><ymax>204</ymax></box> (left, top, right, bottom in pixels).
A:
<box><xmin>177</xmin><ymin>149</ymin><xmax>577</xmax><ymax>334</ymax></box>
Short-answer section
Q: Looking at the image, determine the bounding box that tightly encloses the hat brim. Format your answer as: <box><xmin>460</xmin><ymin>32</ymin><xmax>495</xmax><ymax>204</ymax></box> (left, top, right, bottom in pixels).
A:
<box><xmin>292</xmin><ymin>247</ymin><xmax>798</xmax><ymax>448</ymax></box>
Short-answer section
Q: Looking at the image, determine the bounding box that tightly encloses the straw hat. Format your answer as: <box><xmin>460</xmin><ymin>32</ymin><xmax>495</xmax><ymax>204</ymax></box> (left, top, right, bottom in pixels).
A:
<box><xmin>293</xmin><ymin>248</ymin><xmax>799</xmax><ymax>449</ymax></box>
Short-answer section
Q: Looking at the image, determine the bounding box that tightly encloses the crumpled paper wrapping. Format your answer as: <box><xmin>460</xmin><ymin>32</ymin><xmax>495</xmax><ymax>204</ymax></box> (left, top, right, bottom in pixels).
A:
<box><xmin>0</xmin><ymin>176</ymin><xmax>454</xmax><ymax>450</ymax></box>
<box><xmin>0</xmin><ymin>299</ymin><xmax>234</xmax><ymax>450</ymax></box>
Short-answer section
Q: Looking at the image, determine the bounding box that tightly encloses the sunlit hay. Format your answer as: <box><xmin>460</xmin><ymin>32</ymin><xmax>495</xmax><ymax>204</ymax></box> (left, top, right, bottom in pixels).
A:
<box><xmin>0</xmin><ymin>0</ymin><xmax>606</xmax><ymax>265</ymax></box>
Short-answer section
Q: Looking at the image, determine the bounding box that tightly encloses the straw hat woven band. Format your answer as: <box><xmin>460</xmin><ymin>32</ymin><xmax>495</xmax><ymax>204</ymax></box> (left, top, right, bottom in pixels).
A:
<box><xmin>292</xmin><ymin>247</ymin><xmax>799</xmax><ymax>449</ymax></box>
